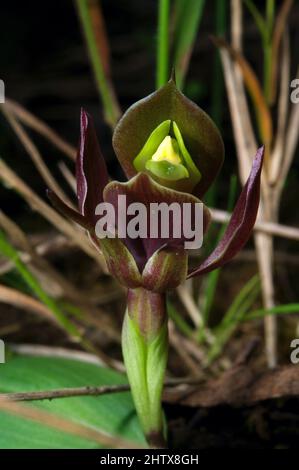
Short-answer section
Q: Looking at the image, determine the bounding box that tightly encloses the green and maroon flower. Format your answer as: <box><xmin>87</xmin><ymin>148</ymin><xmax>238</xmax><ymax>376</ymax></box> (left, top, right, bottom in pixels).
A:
<box><xmin>48</xmin><ymin>78</ymin><xmax>263</xmax><ymax>448</ymax></box>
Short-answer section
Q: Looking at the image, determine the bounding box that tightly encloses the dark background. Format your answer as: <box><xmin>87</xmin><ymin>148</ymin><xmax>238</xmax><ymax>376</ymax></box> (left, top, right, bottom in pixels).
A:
<box><xmin>1</xmin><ymin>1</ymin><xmax>299</xmax><ymax>449</ymax></box>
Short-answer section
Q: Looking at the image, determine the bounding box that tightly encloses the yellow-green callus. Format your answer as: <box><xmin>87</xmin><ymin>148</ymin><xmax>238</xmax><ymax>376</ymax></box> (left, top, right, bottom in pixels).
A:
<box><xmin>133</xmin><ymin>119</ymin><xmax>201</xmax><ymax>190</ymax></box>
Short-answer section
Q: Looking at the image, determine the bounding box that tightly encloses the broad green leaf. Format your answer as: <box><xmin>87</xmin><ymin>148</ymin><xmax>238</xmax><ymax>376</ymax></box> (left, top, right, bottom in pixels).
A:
<box><xmin>0</xmin><ymin>354</ymin><xmax>144</xmax><ymax>449</ymax></box>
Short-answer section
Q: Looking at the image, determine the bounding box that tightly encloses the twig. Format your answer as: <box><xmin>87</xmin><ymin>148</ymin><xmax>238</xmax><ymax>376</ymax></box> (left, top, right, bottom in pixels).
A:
<box><xmin>0</xmin><ymin>159</ymin><xmax>105</xmax><ymax>268</ymax></box>
<box><xmin>9</xmin><ymin>344</ymin><xmax>105</xmax><ymax>365</ymax></box>
<box><xmin>0</xmin><ymin>210</ymin><xmax>120</xmax><ymax>342</ymax></box>
<box><xmin>231</xmin><ymin>0</ymin><xmax>242</xmax><ymax>51</ymax></box>
<box><xmin>210</xmin><ymin>208</ymin><xmax>299</xmax><ymax>241</ymax></box>
<box><xmin>0</xmin><ymin>210</ymin><xmax>86</xmax><ymax>302</ymax></box>
<box><xmin>280</xmin><ymin>65</ymin><xmax>299</xmax><ymax>184</ymax></box>
<box><xmin>270</xmin><ymin>32</ymin><xmax>290</xmax><ymax>184</ymax></box>
<box><xmin>1</xmin><ymin>105</ymin><xmax>73</xmax><ymax>207</ymax></box>
<box><xmin>227</xmin><ymin>0</ymin><xmax>289</xmax><ymax>368</ymax></box>
<box><xmin>270</xmin><ymin>0</ymin><xmax>294</xmax><ymax>103</ymax></box>
<box><xmin>164</xmin><ymin>364</ymin><xmax>299</xmax><ymax>408</ymax></box>
<box><xmin>0</xmin><ymin>384</ymin><xmax>130</xmax><ymax>402</ymax></box>
<box><xmin>3</xmin><ymin>99</ymin><xmax>76</xmax><ymax>160</ymax></box>
<box><xmin>176</xmin><ymin>284</ymin><xmax>203</xmax><ymax>328</ymax></box>
<box><xmin>219</xmin><ymin>48</ymin><xmax>255</xmax><ymax>182</ymax></box>
<box><xmin>0</xmin><ymin>284</ymin><xmax>63</xmax><ymax>328</ymax></box>
<box><xmin>0</xmin><ymin>376</ymin><xmax>208</xmax><ymax>403</ymax></box>
<box><xmin>58</xmin><ymin>161</ymin><xmax>76</xmax><ymax>192</ymax></box>
<box><xmin>255</xmin><ymin>227</ymin><xmax>277</xmax><ymax>368</ymax></box>
<box><xmin>168</xmin><ymin>321</ymin><xmax>202</xmax><ymax>375</ymax></box>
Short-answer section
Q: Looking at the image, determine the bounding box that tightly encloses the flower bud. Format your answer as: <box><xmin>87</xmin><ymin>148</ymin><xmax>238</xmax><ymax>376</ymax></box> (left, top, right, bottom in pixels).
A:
<box><xmin>113</xmin><ymin>78</ymin><xmax>224</xmax><ymax>197</ymax></box>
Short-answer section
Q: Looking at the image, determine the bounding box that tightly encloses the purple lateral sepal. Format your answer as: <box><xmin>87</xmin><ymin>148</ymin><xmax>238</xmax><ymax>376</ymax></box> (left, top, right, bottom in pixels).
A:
<box><xmin>188</xmin><ymin>146</ymin><xmax>264</xmax><ymax>278</ymax></box>
<box><xmin>76</xmin><ymin>109</ymin><xmax>109</xmax><ymax>226</ymax></box>
<box><xmin>47</xmin><ymin>189</ymin><xmax>89</xmax><ymax>228</ymax></box>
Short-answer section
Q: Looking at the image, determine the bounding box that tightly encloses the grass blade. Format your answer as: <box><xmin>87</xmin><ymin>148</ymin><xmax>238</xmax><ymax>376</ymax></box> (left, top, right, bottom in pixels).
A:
<box><xmin>172</xmin><ymin>0</ymin><xmax>206</xmax><ymax>89</ymax></box>
<box><xmin>246</xmin><ymin>303</ymin><xmax>299</xmax><ymax>320</ymax></box>
<box><xmin>75</xmin><ymin>0</ymin><xmax>121</xmax><ymax>127</ymax></box>
<box><xmin>206</xmin><ymin>275</ymin><xmax>260</xmax><ymax>364</ymax></box>
<box><xmin>157</xmin><ymin>0</ymin><xmax>170</xmax><ymax>88</ymax></box>
<box><xmin>0</xmin><ymin>230</ymin><xmax>80</xmax><ymax>338</ymax></box>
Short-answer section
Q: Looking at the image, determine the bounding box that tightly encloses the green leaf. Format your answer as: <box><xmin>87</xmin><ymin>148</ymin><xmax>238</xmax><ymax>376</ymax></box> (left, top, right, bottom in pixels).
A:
<box><xmin>0</xmin><ymin>354</ymin><xmax>144</xmax><ymax>449</ymax></box>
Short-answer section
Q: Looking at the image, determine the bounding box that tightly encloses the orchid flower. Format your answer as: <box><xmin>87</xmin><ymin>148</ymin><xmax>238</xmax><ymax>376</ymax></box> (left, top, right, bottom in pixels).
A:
<box><xmin>48</xmin><ymin>77</ymin><xmax>263</xmax><ymax>448</ymax></box>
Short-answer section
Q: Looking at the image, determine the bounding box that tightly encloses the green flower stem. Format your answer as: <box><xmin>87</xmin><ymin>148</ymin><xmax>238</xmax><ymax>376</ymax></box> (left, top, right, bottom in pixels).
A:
<box><xmin>75</xmin><ymin>0</ymin><xmax>121</xmax><ymax>127</ymax></box>
<box><xmin>156</xmin><ymin>0</ymin><xmax>170</xmax><ymax>89</ymax></box>
<box><xmin>122</xmin><ymin>288</ymin><xmax>168</xmax><ymax>448</ymax></box>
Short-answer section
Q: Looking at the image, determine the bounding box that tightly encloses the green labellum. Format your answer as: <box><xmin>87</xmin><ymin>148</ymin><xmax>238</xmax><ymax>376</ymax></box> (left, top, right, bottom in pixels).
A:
<box><xmin>145</xmin><ymin>159</ymin><xmax>189</xmax><ymax>181</ymax></box>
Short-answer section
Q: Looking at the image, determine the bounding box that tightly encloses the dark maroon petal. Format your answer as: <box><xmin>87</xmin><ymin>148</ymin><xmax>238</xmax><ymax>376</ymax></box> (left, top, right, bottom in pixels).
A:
<box><xmin>142</xmin><ymin>247</ymin><xmax>188</xmax><ymax>292</ymax></box>
<box><xmin>188</xmin><ymin>146</ymin><xmax>264</xmax><ymax>278</ymax></box>
<box><xmin>103</xmin><ymin>172</ymin><xmax>211</xmax><ymax>271</ymax></box>
<box><xmin>76</xmin><ymin>109</ymin><xmax>109</xmax><ymax>226</ymax></box>
<box><xmin>100</xmin><ymin>237</ymin><xmax>142</xmax><ymax>288</ymax></box>
<box><xmin>47</xmin><ymin>189</ymin><xmax>89</xmax><ymax>228</ymax></box>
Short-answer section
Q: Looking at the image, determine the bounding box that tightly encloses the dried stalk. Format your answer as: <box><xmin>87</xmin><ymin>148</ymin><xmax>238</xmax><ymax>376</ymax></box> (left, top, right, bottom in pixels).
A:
<box><xmin>0</xmin><ymin>385</ymin><xmax>130</xmax><ymax>402</ymax></box>
<box><xmin>210</xmin><ymin>208</ymin><xmax>299</xmax><ymax>241</ymax></box>
<box><xmin>0</xmin><ymin>159</ymin><xmax>105</xmax><ymax>268</ymax></box>
<box><xmin>4</xmin><ymin>98</ymin><xmax>76</xmax><ymax>160</ymax></box>
<box><xmin>0</xmin><ymin>284</ymin><xmax>62</xmax><ymax>327</ymax></box>
<box><xmin>1</xmin><ymin>105</ymin><xmax>73</xmax><ymax>207</ymax></box>
<box><xmin>223</xmin><ymin>0</ymin><xmax>299</xmax><ymax>367</ymax></box>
